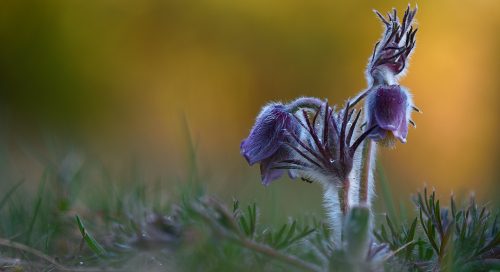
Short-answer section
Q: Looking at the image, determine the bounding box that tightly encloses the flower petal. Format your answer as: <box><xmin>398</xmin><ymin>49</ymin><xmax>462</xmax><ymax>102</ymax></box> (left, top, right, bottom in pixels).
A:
<box><xmin>392</xmin><ymin>108</ymin><xmax>409</xmax><ymax>143</ymax></box>
<box><xmin>373</xmin><ymin>85</ymin><xmax>407</xmax><ymax>132</ymax></box>
<box><xmin>367</xmin><ymin>126</ymin><xmax>388</xmax><ymax>142</ymax></box>
<box><xmin>240</xmin><ymin>103</ymin><xmax>290</xmax><ymax>165</ymax></box>
<box><xmin>259</xmin><ymin>147</ymin><xmax>289</xmax><ymax>185</ymax></box>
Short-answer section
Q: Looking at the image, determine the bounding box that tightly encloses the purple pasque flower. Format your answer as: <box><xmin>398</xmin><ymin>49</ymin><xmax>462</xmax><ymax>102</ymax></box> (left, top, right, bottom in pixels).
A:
<box><xmin>272</xmin><ymin>101</ymin><xmax>377</xmax><ymax>186</ymax></box>
<box><xmin>241</xmin><ymin>103</ymin><xmax>290</xmax><ymax>165</ymax></box>
<box><xmin>240</xmin><ymin>102</ymin><xmax>292</xmax><ymax>185</ymax></box>
<box><xmin>365</xmin><ymin>84</ymin><xmax>413</xmax><ymax>146</ymax></box>
<box><xmin>241</xmin><ymin>97</ymin><xmax>323</xmax><ymax>185</ymax></box>
<box><xmin>351</xmin><ymin>5</ymin><xmax>420</xmax><ymax>147</ymax></box>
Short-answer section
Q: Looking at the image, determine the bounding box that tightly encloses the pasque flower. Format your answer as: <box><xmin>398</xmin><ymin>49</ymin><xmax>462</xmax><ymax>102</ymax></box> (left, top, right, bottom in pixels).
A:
<box><xmin>240</xmin><ymin>102</ymin><xmax>294</xmax><ymax>185</ymax></box>
<box><xmin>241</xmin><ymin>97</ymin><xmax>376</xmax><ymax>187</ymax></box>
<box><xmin>241</xmin><ymin>98</ymin><xmax>377</xmax><ymax>245</ymax></box>
<box><xmin>353</xmin><ymin>6</ymin><xmax>420</xmax><ymax>147</ymax></box>
<box><xmin>365</xmin><ymin>84</ymin><xmax>413</xmax><ymax>145</ymax></box>
<box><xmin>240</xmin><ymin>97</ymin><xmax>323</xmax><ymax>185</ymax></box>
<box><xmin>241</xmin><ymin>5</ymin><xmax>421</xmax><ymax>250</ymax></box>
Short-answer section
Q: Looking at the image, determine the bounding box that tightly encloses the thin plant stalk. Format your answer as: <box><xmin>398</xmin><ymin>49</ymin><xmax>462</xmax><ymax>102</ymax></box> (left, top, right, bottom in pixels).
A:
<box><xmin>359</xmin><ymin>139</ymin><xmax>377</xmax><ymax>206</ymax></box>
<box><xmin>323</xmin><ymin>184</ymin><xmax>343</xmax><ymax>247</ymax></box>
<box><xmin>339</xmin><ymin>178</ymin><xmax>350</xmax><ymax>215</ymax></box>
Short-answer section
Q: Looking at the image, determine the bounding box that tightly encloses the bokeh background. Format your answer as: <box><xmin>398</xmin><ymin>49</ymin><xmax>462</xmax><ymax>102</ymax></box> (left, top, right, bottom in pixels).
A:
<box><xmin>1</xmin><ymin>0</ymin><xmax>499</xmax><ymax>222</ymax></box>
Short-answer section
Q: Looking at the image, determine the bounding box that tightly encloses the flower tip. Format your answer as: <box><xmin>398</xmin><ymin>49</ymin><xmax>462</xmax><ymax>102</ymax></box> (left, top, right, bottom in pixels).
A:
<box><xmin>240</xmin><ymin>139</ymin><xmax>245</xmax><ymax>152</ymax></box>
<box><xmin>240</xmin><ymin>140</ymin><xmax>252</xmax><ymax>165</ymax></box>
<box><xmin>261</xmin><ymin>172</ymin><xmax>280</xmax><ymax>186</ymax></box>
<box><xmin>380</xmin><ymin>124</ymin><xmax>398</xmax><ymax>131</ymax></box>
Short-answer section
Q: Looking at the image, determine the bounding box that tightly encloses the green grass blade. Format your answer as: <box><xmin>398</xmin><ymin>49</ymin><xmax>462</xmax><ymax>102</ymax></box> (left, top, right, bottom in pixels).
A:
<box><xmin>0</xmin><ymin>180</ymin><xmax>24</xmax><ymax>212</ymax></box>
<box><xmin>25</xmin><ymin>196</ymin><xmax>43</xmax><ymax>245</ymax></box>
<box><xmin>25</xmin><ymin>174</ymin><xmax>46</xmax><ymax>245</ymax></box>
<box><xmin>75</xmin><ymin>215</ymin><xmax>107</xmax><ymax>257</ymax></box>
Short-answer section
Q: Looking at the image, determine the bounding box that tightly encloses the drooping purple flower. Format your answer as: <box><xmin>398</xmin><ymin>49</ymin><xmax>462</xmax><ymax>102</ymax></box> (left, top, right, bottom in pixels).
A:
<box><xmin>365</xmin><ymin>84</ymin><xmax>412</xmax><ymax>146</ymax></box>
<box><xmin>240</xmin><ymin>103</ymin><xmax>291</xmax><ymax>165</ymax></box>
<box><xmin>241</xmin><ymin>97</ymin><xmax>323</xmax><ymax>185</ymax></box>
<box><xmin>258</xmin><ymin>146</ymin><xmax>290</xmax><ymax>185</ymax></box>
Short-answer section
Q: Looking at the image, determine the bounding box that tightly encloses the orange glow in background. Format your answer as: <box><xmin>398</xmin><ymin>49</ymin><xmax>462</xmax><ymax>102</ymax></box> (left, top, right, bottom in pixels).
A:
<box><xmin>1</xmin><ymin>1</ymin><xmax>499</xmax><ymax>215</ymax></box>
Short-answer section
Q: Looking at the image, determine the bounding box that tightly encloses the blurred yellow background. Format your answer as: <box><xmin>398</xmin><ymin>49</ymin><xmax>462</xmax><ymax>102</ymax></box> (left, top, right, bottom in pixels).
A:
<box><xmin>1</xmin><ymin>0</ymin><xmax>499</xmax><ymax>214</ymax></box>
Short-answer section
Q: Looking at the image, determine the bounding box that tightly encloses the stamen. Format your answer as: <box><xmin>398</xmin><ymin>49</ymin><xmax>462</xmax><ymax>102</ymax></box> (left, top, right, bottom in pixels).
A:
<box><xmin>278</xmin><ymin>159</ymin><xmax>309</xmax><ymax>167</ymax></box>
<box><xmin>284</xmin><ymin>142</ymin><xmax>322</xmax><ymax>169</ymax></box>
<box><xmin>301</xmin><ymin>178</ymin><xmax>314</xmax><ymax>183</ymax></box>
<box><xmin>376</xmin><ymin>48</ymin><xmax>407</xmax><ymax>66</ymax></box>
<box><xmin>285</xmin><ymin>129</ymin><xmax>326</xmax><ymax>164</ymax></box>
<box><xmin>373</xmin><ymin>10</ymin><xmax>389</xmax><ymax>26</ymax></box>
<box><xmin>339</xmin><ymin>102</ymin><xmax>351</xmax><ymax>161</ymax></box>
<box><xmin>302</xmin><ymin>110</ymin><xmax>330</xmax><ymax>162</ymax></box>
<box><xmin>347</xmin><ymin>109</ymin><xmax>362</xmax><ymax>146</ymax></box>
<box><xmin>409</xmin><ymin>120</ymin><xmax>416</xmax><ymax>128</ymax></box>
<box><xmin>383</xmin><ymin>46</ymin><xmax>404</xmax><ymax>51</ymax></box>
<box><xmin>331</xmin><ymin>109</ymin><xmax>340</xmax><ymax>136</ymax></box>
<box><xmin>412</xmin><ymin>105</ymin><xmax>423</xmax><ymax>113</ymax></box>
<box><xmin>270</xmin><ymin>165</ymin><xmax>304</xmax><ymax>171</ymax></box>
<box><xmin>371</xmin><ymin>41</ymin><xmax>380</xmax><ymax>63</ymax></box>
<box><xmin>312</xmin><ymin>106</ymin><xmax>321</xmax><ymax>128</ymax></box>
<box><xmin>322</xmin><ymin>102</ymin><xmax>330</xmax><ymax>148</ymax></box>
<box><xmin>349</xmin><ymin>125</ymin><xmax>378</xmax><ymax>156</ymax></box>
<box><xmin>350</xmin><ymin>90</ymin><xmax>371</xmax><ymax>108</ymax></box>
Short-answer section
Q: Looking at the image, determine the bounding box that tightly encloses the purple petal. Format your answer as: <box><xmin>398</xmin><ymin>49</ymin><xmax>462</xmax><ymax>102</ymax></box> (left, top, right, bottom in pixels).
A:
<box><xmin>367</xmin><ymin>126</ymin><xmax>388</xmax><ymax>142</ymax></box>
<box><xmin>259</xmin><ymin>147</ymin><xmax>289</xmax><ymax>185</ymax></box>
<box><xmin>261</xmin><ymin>165</ymin><xmax>284</xmax><ymax>186</ymax></box>
<box><xmin>373</xmin><ymin>85</ymin><xmax>407</xmax><ymax>132</ymax></box>
<box><xmin>392</xmin><ymin>110</ymin><xmax>409</xmax><ymax>143</ymax></box>
<box><xmin>241</xmin><ymin>103</ymin><xmax>291</xmax><ymax>165</ymax></box>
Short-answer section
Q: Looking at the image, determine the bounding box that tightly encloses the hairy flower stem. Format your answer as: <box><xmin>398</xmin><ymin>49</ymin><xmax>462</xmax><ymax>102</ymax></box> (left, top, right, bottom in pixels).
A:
<box><xmin>323</xmin><ymin>185</ymin><xmax>343</xmax><ymax>246</ymax></box>
<box><xmin>286</xmin><ymin>97</ymin><xmax>324</xmax><ymax>113</ymax></box>
<box><xmin>359</xmin><ymin>139</ymin><xmax>377</xmax><ymax>207</ymax></box>
<box><xmin>339</xmin><ymin>178</ymin><xmax>350</xmax><ymax>215</ymax></box>
<box><xmin>322</xmin><ymin>177</ymin><xmax>351</xmax><ymax>247</ymax></box>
